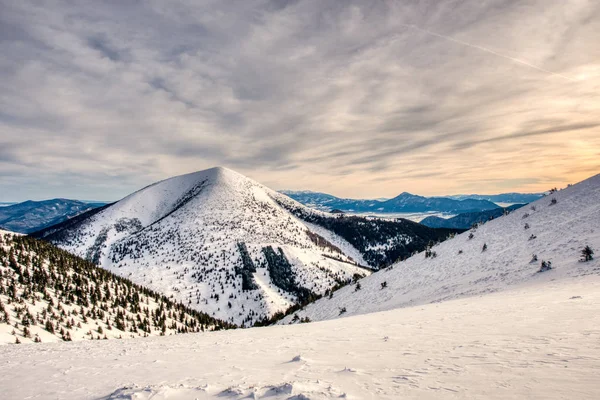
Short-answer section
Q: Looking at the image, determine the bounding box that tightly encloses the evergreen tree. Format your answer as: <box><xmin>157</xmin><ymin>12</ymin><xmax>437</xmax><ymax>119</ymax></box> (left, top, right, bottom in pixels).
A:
<box><xmin>0</xmin><ymin>231</ymin><xmax>235</xmax><ymax>343</ymax></box>
<box><xmin>581</xmin><ymin>246</ymin><xmax>594</xmax><ymax>262</ymax></box>
<box><xmin>45</xmin><ymin>319</ymin><xmax>55</xmax><ymax>333</ymax></box>
<box><xmin>538</xmin><ymin>260</ymin><xmax>552</xmax><ymax>273</ymax></box>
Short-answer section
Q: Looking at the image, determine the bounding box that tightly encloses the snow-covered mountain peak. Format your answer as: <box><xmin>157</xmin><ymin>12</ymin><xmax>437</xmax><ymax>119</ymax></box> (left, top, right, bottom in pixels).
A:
<box><xmin>37</xmin><ymin>167</ymin><xmax>374</xmax><ymax>326</ymax></box>
<box><xmin>103</xmin><ymin>167</ymin><xmax>236</xmax><ymax>223</ymax></box>
<box><xmin>90</xmin><ymin>166</ymin><xmax>281</xmax><ymax>231</ymax></box>
<box><xmin>36</xmin><ymin>167</ymin><xmax>462</xmax><ymax>326</ymax></box>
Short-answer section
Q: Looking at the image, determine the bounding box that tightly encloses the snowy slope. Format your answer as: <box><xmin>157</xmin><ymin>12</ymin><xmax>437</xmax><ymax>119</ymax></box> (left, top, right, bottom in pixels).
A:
<box><xmin>2</xmin><ymin>276</ymin><xmax>599</xmax><ymax>399</ymax></box>
<box><xmin>281</xmin><ymin>174</ymin><xmax>600</xmax><ymax>323</ymax></box>
<box><xmin>38</xmin><ymin>168</ymin><xmax>373</xmax><ymax>326</ymax></box>
<box><xmin>0</xmin><ymin>230</ymin><xmax>232</xmax><ymax>345</ymax></box>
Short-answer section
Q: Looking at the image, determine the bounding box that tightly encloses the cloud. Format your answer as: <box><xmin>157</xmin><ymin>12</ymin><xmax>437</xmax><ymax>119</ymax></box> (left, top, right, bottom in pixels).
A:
<box><xmin>0</xmin><ymin>0</ymin><xmax>599</xmax><ymax>201</ymax></box>
<box><xmin>87</xmin><ymin>35</ymin><xmax>125</xmax><ymax>62</ymax></box>
<box><xmin>0</xmin><ymin>142</ymin><xmax>22</xmax><ymax>164</ymax></box>
<box><xmin>452</xmin><ymin>122</ymin><xmax>600</xmax><ymax>150</ymax></box>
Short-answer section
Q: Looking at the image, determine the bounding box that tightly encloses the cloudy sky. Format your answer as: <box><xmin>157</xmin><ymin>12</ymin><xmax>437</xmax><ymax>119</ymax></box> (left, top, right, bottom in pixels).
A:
<box><xmin>1</xmin><ymin>0</ymin><xmax>599</xmax><ymax>201</ymax></box>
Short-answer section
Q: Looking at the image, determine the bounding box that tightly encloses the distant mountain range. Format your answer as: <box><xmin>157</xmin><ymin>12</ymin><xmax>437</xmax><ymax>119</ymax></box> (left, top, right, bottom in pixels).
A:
<box><xmin>420</xmin><ymin>204</ymin><xmax>526</xmax><ymax>229</ymax></box>
<box><xmin>278</xmin><ymin>190</ymin><xmax>384</xmax><ymax>212</ymax></box>
<box><xmin>445</xmin><ymin>193</ymin><xmax>544</xmax><ymax>203</ymax></box>
<box><xmin>1</xmin><ymin>191</ymin><xmax>542</xmax><ymax>234</ymax></box>
<box><xmin>0</xmin><ymin>199</ymin><xmax>107</xmax><ymax>233</ymax></box>
<box><xmin>280</xmin><ymin>190</ymin><xmax>514</xmax><ymax>214</ymax></box>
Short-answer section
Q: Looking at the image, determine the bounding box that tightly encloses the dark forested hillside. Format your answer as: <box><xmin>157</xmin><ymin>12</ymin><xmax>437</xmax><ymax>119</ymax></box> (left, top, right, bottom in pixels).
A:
<box><xmin>0</xmin><ymin>230</ymin><xmax>234</xmax><ymax>344</ymax></box>
<box><xmin>273</xmin><ymin>199</ymin><xmax>461</xmax><ymax>268</ymax></box>
<box><xmin>420</xmin><ymin>204</ymin><xmax>525</xmax><ymax>229</ymax></box>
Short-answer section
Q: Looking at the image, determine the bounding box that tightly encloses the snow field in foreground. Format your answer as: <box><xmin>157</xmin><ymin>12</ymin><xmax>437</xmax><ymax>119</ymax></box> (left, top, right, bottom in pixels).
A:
<box><xmin>1</xmin><ymin>275</ymin><xmax>599</xmax><ymax>399</ymax></box>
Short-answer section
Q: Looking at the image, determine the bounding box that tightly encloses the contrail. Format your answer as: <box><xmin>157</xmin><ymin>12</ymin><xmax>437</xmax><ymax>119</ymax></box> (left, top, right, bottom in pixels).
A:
<box><xmin>400</xmin><ymin>23</ymin><xmax>576</xmax><ymax>82</ymax></box>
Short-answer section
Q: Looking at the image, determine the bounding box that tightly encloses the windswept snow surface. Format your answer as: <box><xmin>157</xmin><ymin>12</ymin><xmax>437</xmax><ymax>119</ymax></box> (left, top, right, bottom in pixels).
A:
<box><xmin>282</xmin><ymin>174</ymin><xmax>600</xmax><ymax>323</ymax></box>
<box><xmin>1</xmin><ymin>277</ymin><xmax>599</xmax><ymax>399</ymax></box>
<box><xmin>41</xmin><ymin>167</ymin><xmax>369</xmax><ymax>326</ymax></box>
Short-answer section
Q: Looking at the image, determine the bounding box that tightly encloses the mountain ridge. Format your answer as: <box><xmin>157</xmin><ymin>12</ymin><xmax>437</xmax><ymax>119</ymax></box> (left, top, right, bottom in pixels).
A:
<box><xmin>280</xmin><ymin>190</ymin><xmax>508</xmax><ymax>213</ymax></box>
<box><xmin>420</xmin><ymin>204</ymin><xmax>526</xmax><ymax>229</ymax></box>
<box><xmin>446</xmin><ymin>192</ymin><xmax>545</xmax><ymax>203</ymax></box>
<box><xmin>0</xmin><ymin>199</ymin><xmax>107</xmax><ymax>234</ymax></box>
<box><xmin>281</xmin><ymin>173</ymin><xmax>600</xmax><ymax>323</ymax></box>
<box><xmin>280</xmin><ymin>190</ymin><xmax>544</xmax><ymax>214</ymax></box>
<box><xmin>35</xmin><ymin>167</ymin><xmax>457</xmax><ymax>326</ymax></box>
